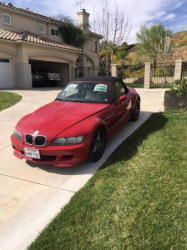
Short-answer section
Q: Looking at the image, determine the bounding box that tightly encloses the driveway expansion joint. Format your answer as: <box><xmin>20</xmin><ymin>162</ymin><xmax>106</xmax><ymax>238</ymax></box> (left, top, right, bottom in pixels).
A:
<box><xmin>0</xmin><ymin>145</ymin><xmax>11</xmax><ymax>152</ymax></box>
<box><xmin>0</xmin><ymin>173</ymin><xmax>76</xmax><ymax>194</ymax></box>
<box><xmin>0</xmin><ymin>119</ymin><xmax>17</xmax><ymax>123</ymax></box>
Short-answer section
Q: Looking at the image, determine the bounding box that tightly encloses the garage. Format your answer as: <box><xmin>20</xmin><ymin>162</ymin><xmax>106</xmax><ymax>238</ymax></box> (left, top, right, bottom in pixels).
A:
<box><xmin>0</xmin><ymin>58</ymin><xmax>13</xmax><ymax>89</ymax></box>
<box><xmin>29</xmin><ymin>59</ymin><xmax>69</xmax><ymax>88</ymax></box>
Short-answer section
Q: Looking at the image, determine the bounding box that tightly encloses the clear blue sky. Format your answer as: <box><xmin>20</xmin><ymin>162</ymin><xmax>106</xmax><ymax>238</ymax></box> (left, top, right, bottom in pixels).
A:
<box><xmin>7</xmin><ymin>0</ymin><xmax>187</xmax><ymax>43</ymax></box>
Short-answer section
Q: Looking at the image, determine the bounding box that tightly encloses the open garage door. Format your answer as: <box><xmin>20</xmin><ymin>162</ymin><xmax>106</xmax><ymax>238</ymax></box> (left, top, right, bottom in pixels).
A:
<box><xmin>0</xmin><ymin>59</ymin><xmax>13</xmax><ymax>89</ymax></box>
<box><xmin>29</xmin><ymin>60</ymin><xmax>69</xmax><ymax>88</ymax></box>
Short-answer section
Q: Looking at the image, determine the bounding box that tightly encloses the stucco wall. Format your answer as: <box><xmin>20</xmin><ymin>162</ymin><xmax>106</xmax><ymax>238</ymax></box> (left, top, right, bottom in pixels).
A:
<box><xmin>0</xmin><ymin>8</ymin><xmax>64</xmax><ymax>43</ymax></box>
<box><xmin>47</xmin><ymin>24</ymin><xmax>64</xmax><ymax>43</ymax></box>
<box><xmin>81</xmin><ymin>37</ymin><xmax>100</xmax><ymax>72</ymax></box>
<box><xmin>0</xmin><ymin>39</ymin><xmax>78</xmax><ymax>88</ymax></box>
<box><xmin>164</xmin><ymin>90</ymin><xmax>187</xmax><ymax>110</ymax></box>
<box><xmin>20</xmin><ymin>43</ymin><xmax>78</xmax><ymax>88</ymax></box>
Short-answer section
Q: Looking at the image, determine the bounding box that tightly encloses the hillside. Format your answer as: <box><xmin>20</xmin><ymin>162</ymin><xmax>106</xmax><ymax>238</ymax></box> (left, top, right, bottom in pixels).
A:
<box><xmin>172</xmin><ymin>30</ymin><xmax>187</xmax><ymax>60</ymax></box>
<box><xmin>126</xmin><ymin>30</ymin><xmax>187</xmax><ymax>64</ymax></box>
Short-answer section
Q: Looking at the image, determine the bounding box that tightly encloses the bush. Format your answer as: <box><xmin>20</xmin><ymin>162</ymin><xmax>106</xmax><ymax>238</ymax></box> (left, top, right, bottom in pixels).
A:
<box><xmin>123</xmin><ymin>68</ymin><xmax>144</xmax><ymax>78</ymax></box>
<box><xmin>98</xmin><ymin>68</ymin><xmax>107</xmax><ymax>76</ymax></box>
<box><xmin>171</xmin><ymin>79</ymin><xmax>187</xmax><ymax>97</ymax></box>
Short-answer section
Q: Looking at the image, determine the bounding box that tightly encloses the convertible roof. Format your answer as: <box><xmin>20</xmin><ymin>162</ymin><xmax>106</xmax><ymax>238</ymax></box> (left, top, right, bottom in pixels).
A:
<box><xmin>74</xmin><ymin>76</ymin><xmax>123</xmax><ymax>83</ymax></box>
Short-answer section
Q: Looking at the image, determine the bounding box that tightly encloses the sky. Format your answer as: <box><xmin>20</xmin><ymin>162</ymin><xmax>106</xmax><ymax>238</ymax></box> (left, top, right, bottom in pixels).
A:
<box><xmin>8</xmin><ymin>0</ymin><xmax>187</xmax><ymax>44</ymax></box>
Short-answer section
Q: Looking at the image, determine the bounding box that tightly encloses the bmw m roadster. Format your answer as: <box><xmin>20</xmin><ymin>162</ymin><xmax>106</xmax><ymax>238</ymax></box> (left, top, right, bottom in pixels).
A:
<box><xmin>11</xmin><ymin>76</ymin><xmax>140</xmax><ymax>167</ymax></box>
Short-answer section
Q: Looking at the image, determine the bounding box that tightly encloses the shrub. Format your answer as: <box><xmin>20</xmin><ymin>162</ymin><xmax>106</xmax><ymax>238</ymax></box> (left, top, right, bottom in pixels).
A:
<box><xmin>171</xmin><ymin>79</ymin><xmax>187</xmax><ymax>97</ymax></box>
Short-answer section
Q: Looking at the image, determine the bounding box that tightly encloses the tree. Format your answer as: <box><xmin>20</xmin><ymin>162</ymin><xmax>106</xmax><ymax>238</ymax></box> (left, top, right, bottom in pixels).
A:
<box><xmin>93</xmin><ymin>0</ymin><xmax>131</xmax><ymax>75</ymax></box>
<box><xmin>59</xmin><ymin>17</ymin><xmax>91</xmax><ymax>47</ymax></box>
<box><xmin>136</xmin><ymin>24</ymin><xmax>174</xmax><ymax>67</ymax></box>
<box><xmin>114</xmin><ymin>42</ymin><xmax>129</xmax><ymax>65</ymax></box>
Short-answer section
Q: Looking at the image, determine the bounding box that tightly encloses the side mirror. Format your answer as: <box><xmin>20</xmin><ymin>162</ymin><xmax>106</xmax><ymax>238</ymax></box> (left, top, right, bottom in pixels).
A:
<box><xmin>119</xmin><ymin>95</ymin><xmax>127</xmax><ymax>102</ymax></box>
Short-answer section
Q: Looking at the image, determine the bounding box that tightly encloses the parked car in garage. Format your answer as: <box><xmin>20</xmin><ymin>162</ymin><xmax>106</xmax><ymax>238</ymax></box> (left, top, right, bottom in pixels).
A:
<box><xmin>32</xmin><ymin>68</ymin><xmax>62</xmax><ymax>87</ymax></box>
<box><xmin>32</xmin><ymin>68</ymin><xmax>48</xmax><ymax>81</ymax></box>
<box><xmin>47</xmin><ymin>72</ymin><xmax>62</xmax><ymax>81</ymax></box>
<box><xmin>11</xmin><ymin>76</ymin><xmax>140</xmax><ymax>167</ymax></box>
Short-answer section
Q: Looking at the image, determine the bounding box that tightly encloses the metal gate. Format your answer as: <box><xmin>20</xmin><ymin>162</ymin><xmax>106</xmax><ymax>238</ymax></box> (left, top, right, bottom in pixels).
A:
<box><xmin>118</xmin><ymin>65</ymin><xmax>144</xmax><ymax>88</ymax></box>
<box><xmin>182</xmin><ymin>62</ymin><xmax>187</xmax><ymax>80</ymax></box>
<box><xmin>151</xmin><ymin>63</ymin><xmax>175</xmax><ymax>88</ymax></box>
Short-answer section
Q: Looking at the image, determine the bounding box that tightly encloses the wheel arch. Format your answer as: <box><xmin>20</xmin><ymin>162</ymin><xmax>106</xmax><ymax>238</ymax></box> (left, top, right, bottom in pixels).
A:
<box><xmin>97</xmin><ymin>124</ymin><xmax>107</xmax><ymax>138</ymax></box>
<box><xmin>137</xmin><ymin>95</ymin><xmax>141</xmax><ymax>102</ymax></box>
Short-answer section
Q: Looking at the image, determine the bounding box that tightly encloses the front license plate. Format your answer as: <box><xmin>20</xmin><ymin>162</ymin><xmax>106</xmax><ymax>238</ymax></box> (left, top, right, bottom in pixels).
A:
<box><xmin>24</xmin><ymin>148</ymin><xmax>40</xmax><ymax>159</ymax></box>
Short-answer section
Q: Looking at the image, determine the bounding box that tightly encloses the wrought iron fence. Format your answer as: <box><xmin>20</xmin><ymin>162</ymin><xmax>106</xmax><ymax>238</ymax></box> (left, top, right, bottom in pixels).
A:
<box><xmin>151</xmin><ymin>63</ymin><xmax>175</xmax><ymax>88</ymax></box>
<box><xmin>182</xmin><ymin>62</ymin><xmax>187</xmax><ymax>80</ymax></box>
<box><xmin>117</xmin><ymin>65</ymin><xmax>144</xmax><ymax>88</ymax></box>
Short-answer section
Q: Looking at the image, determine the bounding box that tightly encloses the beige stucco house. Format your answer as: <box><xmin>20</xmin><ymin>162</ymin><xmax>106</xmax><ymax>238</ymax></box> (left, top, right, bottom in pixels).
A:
<box><xmin>0</xmin><ymin>2</ymin><xmax>101</xmax><ymax>89</ymax></box>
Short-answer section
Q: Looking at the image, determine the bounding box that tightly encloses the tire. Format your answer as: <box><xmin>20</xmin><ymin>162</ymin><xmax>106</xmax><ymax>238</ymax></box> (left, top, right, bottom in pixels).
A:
<box><xmin>131</xmin><ymin>99</ymin><xmax>140</xmax><ymax>121</ymax></box>
<box><xmin>88</xmin><ymin>127</ymin><xmax>106</xmax><ymax>162</ymax></box>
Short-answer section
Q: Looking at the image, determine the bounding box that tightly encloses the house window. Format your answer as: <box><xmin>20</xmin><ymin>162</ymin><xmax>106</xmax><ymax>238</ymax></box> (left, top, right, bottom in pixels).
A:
<box><xmin>38</xmin><ymin>23</ymin><xmax>46</xmax><ymax>34</ymax></box>
<box><xmin>51</xmin><ymin>28</ymin><xmax>59</xmax><ymax>36</ymax></box>
<box><xmin>0</xmin><ymin>58</ymin><xmax>10</xmax><ymax>63</ymax></box>
<box><xmin>2</xmin><ymin>13</ymin><xmax>11</xmax><ymax>25</ymax></box>
<box><xmin>95</xmin><ymin>41</ymin><xmax>98</xmax><ymax>53</ymax></box>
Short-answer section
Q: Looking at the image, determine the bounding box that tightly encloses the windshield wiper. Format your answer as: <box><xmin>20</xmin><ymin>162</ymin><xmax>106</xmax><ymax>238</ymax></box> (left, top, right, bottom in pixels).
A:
<box><xmin>71</xmin><ymin>100</ymin><xmax>86</xmax><ymax>103</ymax></box>
<box><xmin>56</xmin><ymin>99</ymin><xmax>86</xmax><ymax>103</ymax></box>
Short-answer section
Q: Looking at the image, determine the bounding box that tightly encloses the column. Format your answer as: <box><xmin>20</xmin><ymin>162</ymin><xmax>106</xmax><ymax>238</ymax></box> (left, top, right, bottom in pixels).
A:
<box><xmin>111</xmin><ymin>64</ymin><xmax>118</xmax><ymax>77</ymax></box>
<box><xmin>174</xmin><ymin>60</ymin><xmax>182</xmax><ymax>81</ymax></box>
<box><xmin>144</xmin><ymin>62</ymin><xmax>151</xmax><ymax>89</ymax></box>
<box><xmin>15</xmin><ymin>63</ymin><xmax>32</xmax><ymax>89</ymax></box>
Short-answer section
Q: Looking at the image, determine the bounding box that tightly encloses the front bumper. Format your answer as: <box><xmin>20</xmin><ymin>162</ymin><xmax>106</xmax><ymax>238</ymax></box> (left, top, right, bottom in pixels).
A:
<box><xmin>11</xmin><ymin>134</ymin><xmax>92</xmax><ymax>167</ymax></box>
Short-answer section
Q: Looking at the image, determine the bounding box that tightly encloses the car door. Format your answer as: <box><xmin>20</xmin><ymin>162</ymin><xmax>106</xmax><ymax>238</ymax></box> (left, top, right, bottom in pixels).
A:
<box><xmin>105</xmin><ymin>81</ymin><xmax>131</xmax><ymax>136</ymax></box>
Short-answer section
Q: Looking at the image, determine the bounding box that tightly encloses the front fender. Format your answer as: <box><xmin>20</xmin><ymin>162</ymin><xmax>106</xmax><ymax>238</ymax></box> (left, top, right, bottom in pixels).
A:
<box><xmin>56</xmin><ymin>116</ymin><xmax>107</xmax><ymax>138</ymax></box>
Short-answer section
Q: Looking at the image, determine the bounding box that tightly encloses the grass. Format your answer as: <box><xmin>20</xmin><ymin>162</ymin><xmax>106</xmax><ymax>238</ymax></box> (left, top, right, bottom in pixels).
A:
<box><xmin>0</xmin><ymin>91</ymin><xmax>22</xmax><ymax>111</ymax></box>
<box><xmin>151</xmin><ymin>83</ymin><xmax>173</xmax><ymax>88</ymax></box>
<box><xmin>126</xmin><ymin>83</ymin><xmax>144</xmax><ymax>88</ymax></box>
<box><xmin>126</xmin><ymin>83</ymin><xmax>173</xmax><ymax>89</ymax></box>
<box><xmin>28</xmin><ymin>111</ymin><xmax>187</xmax><ymax>250</ymax></box>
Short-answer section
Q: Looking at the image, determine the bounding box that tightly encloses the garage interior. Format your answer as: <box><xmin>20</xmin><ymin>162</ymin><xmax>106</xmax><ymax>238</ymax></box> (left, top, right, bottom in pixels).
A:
<box><xmin>29</xmin><ymin>59</ymin><xmax>69</xmax><ymax>88</ymax></box>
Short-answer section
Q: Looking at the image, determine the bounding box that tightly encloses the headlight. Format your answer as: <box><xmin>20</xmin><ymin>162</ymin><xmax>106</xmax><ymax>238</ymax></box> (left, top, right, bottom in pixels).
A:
<box><xmin>14</xmin><ymin>128</ymin><xmax>23</xmax><ymax>141</ymax></box>
<box><xmin>51</xmin><ymin>136</ymin><xmax>83</xmax><ymax>146</ymax></box>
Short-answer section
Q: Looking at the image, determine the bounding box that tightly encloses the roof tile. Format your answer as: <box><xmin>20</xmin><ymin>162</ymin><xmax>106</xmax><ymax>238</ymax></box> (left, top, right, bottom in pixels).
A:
<box><xmin>0</xmin><ymin>2</ymin><xmax>64</xmax><ymax>25</ymax></box>
<box><xmin>0</xmin><ymin>28</ymin><xmax>82</xmax><ymax>52</ymax></box>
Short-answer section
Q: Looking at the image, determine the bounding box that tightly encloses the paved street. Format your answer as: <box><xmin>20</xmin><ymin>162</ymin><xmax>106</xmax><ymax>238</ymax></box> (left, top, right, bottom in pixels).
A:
<box><xmin>0</xmin><ymin>88</ymin><xmax>165</xmax><ymax>250</ymax></box>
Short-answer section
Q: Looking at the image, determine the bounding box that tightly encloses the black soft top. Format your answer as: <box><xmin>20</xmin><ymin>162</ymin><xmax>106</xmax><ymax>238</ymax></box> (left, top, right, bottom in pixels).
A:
<box><xmin>74</xmin><ymin>76</ymin><xmax>123</xmax><ymax>84</ymax></box>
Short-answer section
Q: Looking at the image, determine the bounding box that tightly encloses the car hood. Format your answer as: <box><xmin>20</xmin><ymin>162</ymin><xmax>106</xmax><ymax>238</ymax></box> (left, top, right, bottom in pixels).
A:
<box><xmin>18</xmin><ymin>101</ymin><xmax>108</xmax><ymax>137</ymax></box>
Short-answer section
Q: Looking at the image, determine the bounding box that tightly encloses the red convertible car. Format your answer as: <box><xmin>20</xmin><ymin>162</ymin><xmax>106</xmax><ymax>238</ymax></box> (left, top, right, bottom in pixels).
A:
<box><xmin>11</xmin><ymin>76</ymin><xmax>140</xmax><ymax>167</ymax></box>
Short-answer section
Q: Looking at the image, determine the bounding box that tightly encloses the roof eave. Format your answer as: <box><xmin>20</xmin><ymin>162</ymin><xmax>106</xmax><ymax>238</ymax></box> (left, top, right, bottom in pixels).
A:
<box><xmin>0</xmin><ymin>4</ymin><xmax>64</xmax><ymax>26</ymax></box>
<box><xmin>15</xmin><ymin>40</ymin><xmax>83</xmax><ymax>53</ymax></box>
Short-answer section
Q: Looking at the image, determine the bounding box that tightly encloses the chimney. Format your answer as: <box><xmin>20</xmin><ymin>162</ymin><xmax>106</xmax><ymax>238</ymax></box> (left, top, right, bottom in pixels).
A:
<box><xmin>77</xmin><ymin>9</ymin><xmax>89</xmax><ymax>33</ymax></box>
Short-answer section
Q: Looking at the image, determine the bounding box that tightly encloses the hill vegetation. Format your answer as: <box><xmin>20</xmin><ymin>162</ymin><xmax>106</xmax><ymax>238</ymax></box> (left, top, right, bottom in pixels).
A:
<box><xmin>126</xmin><ymin>30</ymin><xmax>187</xmax><ymax>65</ymax></box>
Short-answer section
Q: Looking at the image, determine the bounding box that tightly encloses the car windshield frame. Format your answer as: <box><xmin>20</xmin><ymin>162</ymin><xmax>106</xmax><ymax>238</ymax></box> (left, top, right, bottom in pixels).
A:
<box><xmin>56</xmin><ymin>81</ymin><xmax>110</xmax><ymax>104</ymax></box>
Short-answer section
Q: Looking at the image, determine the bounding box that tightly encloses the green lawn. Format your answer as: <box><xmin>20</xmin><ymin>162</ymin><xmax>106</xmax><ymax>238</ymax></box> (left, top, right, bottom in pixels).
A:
<box><xmin>0</xmin><ymin>91</ymin><xmax>22</xmax><ymax>111</ymax></box>
<box><xmin>28</xmin><ymin>111</ymin><xmax>187</xmax><ymax>250</ymax></box>
<box><xmin>126</xmin><ymin>83</ymin><xmax>144</xmax><ymax>88</ymax></box>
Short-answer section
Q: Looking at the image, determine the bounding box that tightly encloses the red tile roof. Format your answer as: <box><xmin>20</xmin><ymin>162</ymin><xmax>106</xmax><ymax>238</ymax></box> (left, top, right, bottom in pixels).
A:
<box><xmin>0</xmin><ymin>28</ymin><xmax>82</xmax><ymax>52</ymax></box>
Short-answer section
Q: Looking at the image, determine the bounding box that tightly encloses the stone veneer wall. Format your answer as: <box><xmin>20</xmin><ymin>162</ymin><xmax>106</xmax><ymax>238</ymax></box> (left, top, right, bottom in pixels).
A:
<box><xmin>164</xmin><ymin>90</ymin><xmax>187</xmax><ymax>111</ymax></box>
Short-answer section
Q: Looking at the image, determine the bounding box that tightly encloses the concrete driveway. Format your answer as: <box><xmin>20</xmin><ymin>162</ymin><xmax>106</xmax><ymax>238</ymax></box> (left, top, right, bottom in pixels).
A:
<box><xmin>0</xmin><ymin>88</ymin><xmax>165</xmax><ymax>250</ymax></box>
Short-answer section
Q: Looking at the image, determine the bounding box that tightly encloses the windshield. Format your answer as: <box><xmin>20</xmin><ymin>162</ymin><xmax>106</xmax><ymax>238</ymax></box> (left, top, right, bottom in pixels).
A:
<box><xmin>56</xmin><ymin>82</ymin><xmax>110</xmax><ymax>104</ymax></box>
